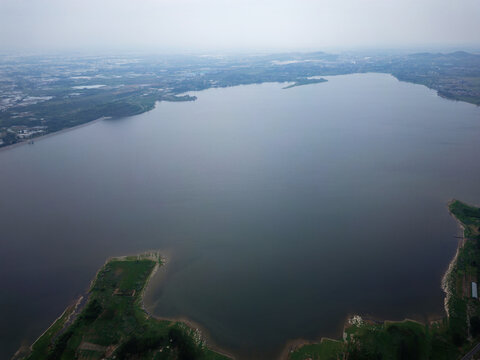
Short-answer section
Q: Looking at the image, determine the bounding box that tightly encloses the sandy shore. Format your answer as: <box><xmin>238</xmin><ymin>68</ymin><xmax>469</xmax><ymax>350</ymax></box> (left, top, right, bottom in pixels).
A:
<box><xmin>442</xmin><ymin>199</ymin><xmax>468</xmax><ymax>317</ymax></box>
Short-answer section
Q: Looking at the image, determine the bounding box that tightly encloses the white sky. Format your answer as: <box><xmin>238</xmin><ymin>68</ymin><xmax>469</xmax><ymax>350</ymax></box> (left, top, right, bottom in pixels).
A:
<box><xmin>1</xmin><ymin>0</ymin><xmax>479</xmax><ymax>52</ymax></box>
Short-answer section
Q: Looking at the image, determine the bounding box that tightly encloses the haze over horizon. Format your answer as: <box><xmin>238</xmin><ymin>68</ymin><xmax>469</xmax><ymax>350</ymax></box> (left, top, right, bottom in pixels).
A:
<box><xmin>1</xmin><ymin>0</ymin><xmax>480</xmax><ymax>53</ymax></box>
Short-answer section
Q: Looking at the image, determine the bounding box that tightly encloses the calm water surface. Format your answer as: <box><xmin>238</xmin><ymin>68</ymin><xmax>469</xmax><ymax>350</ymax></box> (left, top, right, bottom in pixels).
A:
<box><xmin>1</xmin><ymin>74</ymin><xmax>480</xmax><ymax>359</ymax></box>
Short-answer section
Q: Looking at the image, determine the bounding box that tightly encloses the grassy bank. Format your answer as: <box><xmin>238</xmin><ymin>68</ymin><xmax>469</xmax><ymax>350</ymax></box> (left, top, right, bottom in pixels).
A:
<box><xmin>288</xmin><ymin>200</ymin><xmax>480</xmax><ymax>360</ymax></box>
<box><xmin>22</xmin><ymin>252</ymin><xmax>229</xmax><ymax>360</ymax></box>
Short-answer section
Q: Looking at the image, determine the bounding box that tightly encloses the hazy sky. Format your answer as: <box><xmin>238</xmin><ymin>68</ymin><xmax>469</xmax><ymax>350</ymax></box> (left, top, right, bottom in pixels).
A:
<box><xmin>1</xmin><ymin>0</ymin><xmax>479</xmax><ymax>52</ymax></box>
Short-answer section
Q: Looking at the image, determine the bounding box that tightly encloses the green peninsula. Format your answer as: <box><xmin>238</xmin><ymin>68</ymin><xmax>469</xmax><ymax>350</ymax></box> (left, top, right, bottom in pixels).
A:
<box><xmin>19</xmin><ymin>252</ymin><xmax>229</xmax><ymax>360</ymax></box>
<box><xmin>288</xmin><ymin>200</ymin><xmax>480</xmax><ymax>360</ymax></box>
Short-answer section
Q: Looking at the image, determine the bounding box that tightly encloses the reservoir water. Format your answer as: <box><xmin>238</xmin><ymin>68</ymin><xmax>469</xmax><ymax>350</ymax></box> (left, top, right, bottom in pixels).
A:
<box><xmin>1</xmin><ymin>73</ymin><xmax>480</xmax><ymax>359</ymax></box>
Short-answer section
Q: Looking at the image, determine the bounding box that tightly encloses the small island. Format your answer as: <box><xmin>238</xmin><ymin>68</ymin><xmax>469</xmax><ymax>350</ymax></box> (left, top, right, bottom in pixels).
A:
<box><xmin>16</xmin><ymin>252</ymin><xmax>229</xmax><ymax>360</ymax></box>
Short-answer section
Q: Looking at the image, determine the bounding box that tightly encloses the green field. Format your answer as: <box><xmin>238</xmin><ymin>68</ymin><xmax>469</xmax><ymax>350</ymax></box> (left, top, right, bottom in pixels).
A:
<box><xmin>288</xmin><ymin>339</ymin><xmax>344</xmax><ymax>360</ymax></box>
<box><xmin>289</xmin><ymin>319</ymin><xmax>460</xmax><ymax>360</ymax></box>
<box><xmin>23</xmin><ymin>253</ymin><xmax>230</xmax><ymax>360</ymax></box>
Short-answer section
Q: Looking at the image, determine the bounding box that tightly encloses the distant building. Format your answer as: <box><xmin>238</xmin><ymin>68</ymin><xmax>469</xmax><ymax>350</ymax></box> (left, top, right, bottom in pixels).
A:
<box><xmin>472</xmin><ymin>282</ymin><xmax>478</xmax><ymax>299</ymax></box>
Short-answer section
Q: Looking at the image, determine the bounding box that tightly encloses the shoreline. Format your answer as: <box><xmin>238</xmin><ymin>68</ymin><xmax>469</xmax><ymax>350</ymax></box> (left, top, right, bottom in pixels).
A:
<box><xmin>442</xmin><ymin>199</ymin><xmax>468</xmax><ymax>317</ymax></box>
<box><xmin>0</xmin><ymin>116</ymin><xmax>111</xmax><ymax>153</ymax></box>
<box><xmin>148</xmin><ymin>313</ymin><xmax>236</xmax><ymax>360</ymax></box>
<box><xmin>282</xmin><ymin>199</ymin><xmax>467</xmax><ymax>358</ymax></box>
<box><xmin>138</xmin><ymin>202</ymin><xmax>466</xmax><ymax>360</ymax></box>
<box><xmin>2</xmin><ymin>72</ymin><xmax>478</xmax><ymax>155</ymax></box>
<box><xmin>140</xmin><ymin>252</ymin><xmax>236</xmax><ymax>359</ymax></box>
